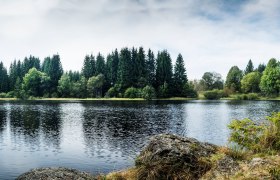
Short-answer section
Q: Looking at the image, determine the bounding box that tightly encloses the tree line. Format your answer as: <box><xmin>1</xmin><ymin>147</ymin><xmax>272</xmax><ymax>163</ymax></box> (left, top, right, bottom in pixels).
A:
<box><xmin>193</xmin><ymin>58</ymin><xmax>280</xmax><ymax>98</ymax></box>
<box><xmin>0</xmin><ymin>47</ymin><xmax>197</xmax><ymax>99</ymax></box>
<box><xmin>0</xmin><ymin>48</ymin><xmax>279</xmax><ymax>99</ymax></box>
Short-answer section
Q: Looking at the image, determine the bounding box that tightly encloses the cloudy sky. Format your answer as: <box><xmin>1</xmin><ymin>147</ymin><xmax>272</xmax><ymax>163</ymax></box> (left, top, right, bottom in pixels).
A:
<box><xmin>0</xmin><ymin>0</ymin><xmax>280</xmax><ymax>79</ymax></box>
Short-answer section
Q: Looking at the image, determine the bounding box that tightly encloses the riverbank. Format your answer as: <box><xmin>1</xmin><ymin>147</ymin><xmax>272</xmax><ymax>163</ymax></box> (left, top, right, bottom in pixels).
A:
<box><xmin>0</xmin><ymin>96</ymin><xmax>280</xmax><ymax>101</ymax></box>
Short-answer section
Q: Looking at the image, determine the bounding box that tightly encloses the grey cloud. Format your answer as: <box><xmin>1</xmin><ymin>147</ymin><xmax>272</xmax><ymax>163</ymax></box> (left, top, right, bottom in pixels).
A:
<box><xmin>0</xmin><ymin>0</ymin><xmax>280</xmax><ymax>79</ymax></box>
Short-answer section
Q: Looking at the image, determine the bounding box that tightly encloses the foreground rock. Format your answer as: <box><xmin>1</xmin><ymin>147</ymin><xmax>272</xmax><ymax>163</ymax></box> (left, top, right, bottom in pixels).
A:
<box><xmin>135</xmin><ymin>134</ymin><xmax>218</xmax><ymax>179</ymax></box>
<box><xmin>16</xmin><ymin>167</ymin><xmax>96</xmax><ymax>180</ymax></box>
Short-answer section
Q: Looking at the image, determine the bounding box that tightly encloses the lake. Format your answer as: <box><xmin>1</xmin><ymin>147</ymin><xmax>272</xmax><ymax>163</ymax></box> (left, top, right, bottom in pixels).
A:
<box><xmin>0</xmin><ymin>100</ymin><xmax>279</xmax><ymax>179</ymax></box>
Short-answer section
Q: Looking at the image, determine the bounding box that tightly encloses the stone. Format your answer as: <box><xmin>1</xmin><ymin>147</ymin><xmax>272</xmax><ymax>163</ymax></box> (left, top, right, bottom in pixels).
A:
<box><xmin>16</xmin><ymin>167</ymin><xmax>96</xmax><ymax>180</ymax></box>
<box><xmin>135</xmin><ymin>134</ymin><xmax>218</xmax><ymax>180</ymax></box>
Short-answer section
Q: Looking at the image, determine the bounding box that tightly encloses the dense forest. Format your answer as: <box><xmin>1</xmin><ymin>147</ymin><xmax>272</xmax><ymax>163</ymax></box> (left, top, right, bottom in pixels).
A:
<box><xmin>0</xmin><ymin>47</ymin><xmax>279</xmax><ymax>99</ymax></box>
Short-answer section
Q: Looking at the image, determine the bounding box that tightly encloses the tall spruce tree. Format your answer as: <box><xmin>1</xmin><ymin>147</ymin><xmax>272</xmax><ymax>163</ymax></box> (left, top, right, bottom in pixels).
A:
<box><xmin>0</xmin><ymin>62</ymin><xmax>9</xmax><ymax>92</ymax></box>
<box><xmin>82</xmin><ymin>55</ymin><xmax>95</xmax><ymax>79</ymax></box>
<box><xmin>136</xmin><ymin>47</ymin><xmax>146</xmax><ymax>88</ymax></box>
<box><xmin>44</xmin><ymin>55</ymin><xmax>63</xmax><ymax>93</ymax></box>
<box><xmin>156</xmin><ymin>50</ymin><xmax>173</xmax><ymax>89</ymax></box>
<box><xmin>173</xmin><ymin>54</ymin><xmax>187</xmax><ymax>96</ymax></box>
<box><xmin>131</xmin><ymin>47</ymin><xmax>138</xmax><ymax>87</ymax></box>
<box><xmin>96</xmin><ymin>53</ymin><xmax>106</xmax><ymax>75</ymax></box>
<box><xmin>111</xmin><ymin>49</ymin><xmax>119</xmax><ymax>85</ymax></box>
<box><xmin>245</xmin><ymin>59</ymin><xmax>254</xmax><ymax>75</ymax></box>
<box><xmin>117</xmin><ymin>48</ymin><xmax>132</xmax><ymax>90</ymax></box>
<box><xmin>146</xmin><ymin>49</ymin><xmax>156</xmax><ymax>86</ymax></box>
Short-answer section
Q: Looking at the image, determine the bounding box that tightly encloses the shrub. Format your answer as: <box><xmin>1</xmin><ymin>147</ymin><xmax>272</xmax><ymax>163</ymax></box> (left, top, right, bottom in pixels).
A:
<box><xmin>183</xmin><ymin>83</ymin><xmax>198</xmax><ymax>98</ymax></box>
<box><xmin>106</xmin><ymin>86</ymin><xmax>118</xmax><ymax>98</ymax></box>
<box><xmin>236</xmin><ymin>93</ymin><xmax>259</xmax><ymax>100</ymax></box>
<box><xmin>203</xmin><ymin>89</ymin><xmax>224</xmax><ymax>100</ymax></box>
<box><xmin>142</xmin><ymin>85</ymin><xmax>156</xmax><ymax>100</ymax></box>
<box><xmin>0</xmin><ymin>93</ymin><xmax>7</xmax><ymax>98</ymax></box>
<box><xmin>228</xmin><ymin>112</ymin><xmax>280</xmax><ymax>153</ymax></box>
<box><xmin>124</xmin><ymin>87</ymin><xmax>141</xmax><ymax>98</ymax></box>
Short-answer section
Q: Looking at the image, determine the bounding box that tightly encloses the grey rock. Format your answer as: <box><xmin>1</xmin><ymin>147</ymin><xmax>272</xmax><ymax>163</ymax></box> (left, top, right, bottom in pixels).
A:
<box><xmin>16</xmin><ymin>167</ymin><xmax>96</xmax><ymax>180</ymax></box>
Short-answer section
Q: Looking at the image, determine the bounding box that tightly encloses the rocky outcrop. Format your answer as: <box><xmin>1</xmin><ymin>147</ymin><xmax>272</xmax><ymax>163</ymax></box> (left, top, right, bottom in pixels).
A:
<box><xmin>16</xmin><ymin>167</ymin><xmax>96</xmax><ymax>180</ymax></box>
<box><xmin>135</xmin><ymin>134</ymin><xmax>218</xmax><ymax>180</ymax></box>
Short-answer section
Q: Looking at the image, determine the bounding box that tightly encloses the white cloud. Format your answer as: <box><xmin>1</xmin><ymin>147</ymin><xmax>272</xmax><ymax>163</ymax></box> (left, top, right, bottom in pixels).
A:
<box><xmin>0</xmin><ymin>0</ymin><xmax>280</xmax><ymax>79</ymax></box>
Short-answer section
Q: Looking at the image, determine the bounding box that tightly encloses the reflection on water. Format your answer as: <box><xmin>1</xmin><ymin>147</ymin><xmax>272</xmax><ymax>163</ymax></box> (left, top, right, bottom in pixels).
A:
<box><xmin>0</xmin><ymin>100</ymin><xmax>279</xmax><ymax>179</ymax></box>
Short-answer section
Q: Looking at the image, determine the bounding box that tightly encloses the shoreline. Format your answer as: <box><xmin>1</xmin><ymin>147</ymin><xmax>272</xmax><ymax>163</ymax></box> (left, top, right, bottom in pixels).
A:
<box><xmin>0</xmin><ymin>97</ymin><xmax>280</xmax><ymax>101</ymax></box>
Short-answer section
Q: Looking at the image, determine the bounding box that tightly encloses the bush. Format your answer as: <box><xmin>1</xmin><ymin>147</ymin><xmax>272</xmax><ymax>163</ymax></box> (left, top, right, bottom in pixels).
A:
<box><xmin>203</xmin><ymin>89</ymin><xmax>224</xmax><ymax>100</ymax></box>
<box><xmin>228</xmin><ymin>112</ymin><xmax>280</xmax><ymax>153</ymax></box>
<box><xmin>236</xmin><ymin>93</ymin><xmax>259</xmax><ymax>100</ymax></box>
<box><xmin>142</xmin><ymin>85</ymin><xmax>156</xmax><ymax>100</ymax></box>
<box><xmin>183</xmin><ymin>83</ymin><xmax>198</xmax><ymax>98</ymax></box>
<box><xmin>124</xmin><ymin>87</ymin><xmax>141</xmax><ymax>98</ymax></box>
<box><xmin>0</xmin><ymin>93</ymin><xmax>7</xmax><ymax>98</ymax></box>
<box><xmin>106</xmin><ymin>86</ymin><xmax>118</xmax><ymax>98</ymax></box>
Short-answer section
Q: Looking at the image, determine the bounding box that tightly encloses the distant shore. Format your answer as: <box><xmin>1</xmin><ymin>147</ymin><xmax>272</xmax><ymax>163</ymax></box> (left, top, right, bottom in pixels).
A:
<box><xmin>0</xmin><ymin>96</ymin><xmax>279</xmax><ymax>101</ymax></box>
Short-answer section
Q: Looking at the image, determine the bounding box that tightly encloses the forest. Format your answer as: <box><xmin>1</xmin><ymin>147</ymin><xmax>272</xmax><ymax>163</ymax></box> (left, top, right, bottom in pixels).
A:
<box><xmin>0</xmin><ymin>47</ymin><xmax>279</xmax><ymax>100</ymax></box>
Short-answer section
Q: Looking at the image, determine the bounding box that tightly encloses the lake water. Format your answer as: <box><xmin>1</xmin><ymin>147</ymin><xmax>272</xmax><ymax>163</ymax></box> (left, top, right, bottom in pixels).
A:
<box><xmin>0</xmin><ymin>100</ymin><xmax>279</xmax><ymax>179</ymax></box>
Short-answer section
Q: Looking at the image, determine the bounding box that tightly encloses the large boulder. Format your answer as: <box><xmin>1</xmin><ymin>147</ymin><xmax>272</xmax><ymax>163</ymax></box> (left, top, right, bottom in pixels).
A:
<box><xmin>135</xmin><ymin>134</ymin><xmax>218</xmax><ymax>180</ymax></box>
<box><xmin>16</xmin><ymin>167</ymin><xmax>96</xmax><ymax>180</ymax></box>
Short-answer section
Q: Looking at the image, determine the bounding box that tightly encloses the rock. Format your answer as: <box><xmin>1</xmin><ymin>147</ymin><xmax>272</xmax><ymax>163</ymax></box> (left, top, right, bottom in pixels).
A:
<box><xmin>249</xmin><ymin>158</ymin><xmax>267</xmax><ymax>169</ymax></box>
<box><xmin>16</xmin><ymin>167</ymin><xmax>96</xmax><ymax>180</ymax></box>
<box><xmin>135</xmin><ymin>134</ymin><xmax>218</xmax><ymax>180</ymax></box>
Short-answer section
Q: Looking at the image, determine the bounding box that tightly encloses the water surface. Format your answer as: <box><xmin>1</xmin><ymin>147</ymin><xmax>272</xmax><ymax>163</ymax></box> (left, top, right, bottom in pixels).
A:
<box><xmin>0</xmin><ymin>100</ymin><xmax>279</xmax><ymax>179</ymax></box>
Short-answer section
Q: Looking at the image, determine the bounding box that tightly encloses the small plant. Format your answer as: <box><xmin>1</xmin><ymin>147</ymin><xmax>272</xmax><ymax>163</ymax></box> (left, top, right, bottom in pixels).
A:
<box><xmin>225</xmin><ymin>146</ymin><xmax>247</xmax><ymax>160</ymax></box>
<box><xmin>228</xmin><ymin>112</ymin><xmax>280</xmax><ymax>153</ymax></box>
<box><xmin>269</xmin><ymin>166</ymin><xmax>280</xmax><ymax>180</ymax></box>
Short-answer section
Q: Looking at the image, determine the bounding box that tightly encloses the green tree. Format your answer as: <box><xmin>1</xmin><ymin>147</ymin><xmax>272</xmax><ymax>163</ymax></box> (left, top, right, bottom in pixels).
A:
<box><xmin>22</xmin><ymin>68</ymin><xmax>50</xmax><ymax>97</ymax></box>
<box><xmin>146</xmin><ymin>49</ymin><xmax>156</xmax><ymax>86</ymax></box>
<box><xmin>173</xmin><ymin>54</ymin><xmax>187</xmax><ymax>96</ymax></box>
<box><xmin>244</xmin><ymin>59</ymin><xmax>254</xmax><ymax>75</ymax></box>
<box><xmin>117</xmin><ymin>48</ymin><xmax>132</xmax><ymax>90</ymax></box>
<box><xmin>200</xmin><ymin>72</ymin><xmax>223</xmax><ymax>90</ymax></box>
<box><xmin>58</xmin><ymin>74</ymin><xmax>72</xmax><ymax>97</ymax></box>
<box><xmin>82</xmin><ymin>55</ymin><xmax>95</xmax><ymax>79</ymax></box>
<box><xmin>124</xmin><ymin>87</ymin><xmax>141</xmax><ymax>98</ymax></box>
<box><xmin>156</xmin><ymin>50</ymin><xmax>173</xmax><ymax>95</ymax></box>
<box><xmin>136</xmin><ymin>47</ymin><xmax>146</xmax><ymax>87</ymax></box>
<box><xmin>96</xmin><ymin>53</ymin><xmax>106</xmax><ymax>75</ymax></box>
<box><xmin>241</xmin><ymin>72</ymin><xmax>261</xmax><ymax>93</ymax></box>
<box><xmin>225</xmin><ymin>66</ymin><xmax>243</xmax><ymax>92</ymax></box>
<box><xmin>43</xmin><ymin>55</ymin><xmax>63</xmax><ymax>93</ymax></box>
<box><xmin>142</xmin><ymin>85</ymin><xmax>156</xmax><ymax>100</ymax></box>
<box><xmin>87</xmin><ymin>74</ymin><xmax>105</xmax><ymax>97</ymax></box>
<box><xmin>257</xmin><ymin>63</ymin><xmax>266</xmax><ymax>74</ymax></box>
<box><xmin>0</xmin><ymin>62</ymin><xmax>9</xmax><ymax>92</ymax></box>
<box><xmin>260</xmin><ymin>58</ymin><xmax>280</xmax><ymax>96</ymax></box>
<box><xmin>22</xmin><ymin>56</ymin><xmax>41</xmax><ymax>76</ymax></box>
<box><xmin>72</xmin><ymin>76</ymin><xmax>87</xmax><ymax>98</ymax></box>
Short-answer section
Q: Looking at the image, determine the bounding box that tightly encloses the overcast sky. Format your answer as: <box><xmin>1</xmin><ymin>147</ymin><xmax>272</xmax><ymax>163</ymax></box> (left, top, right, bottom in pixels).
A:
<box><xmin>0</xmin><ymin>0</ymin><xmax>280</xmax><ymax>79</ymax></box>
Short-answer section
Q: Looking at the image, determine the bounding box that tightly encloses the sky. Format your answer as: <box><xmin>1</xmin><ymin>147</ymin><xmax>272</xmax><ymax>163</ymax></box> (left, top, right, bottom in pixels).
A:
<box><xmin>0</xmin><ymin>0</ymin><xmax>280</xmax><ymax>79</ymax></box>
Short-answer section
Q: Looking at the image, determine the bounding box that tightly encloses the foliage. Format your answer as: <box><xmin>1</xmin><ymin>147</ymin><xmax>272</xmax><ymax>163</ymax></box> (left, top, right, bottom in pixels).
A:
<box><xmin>225</xmin><ymin>66</ymin><xmax>243</xmax><ymax>92</ymax></box>
<box><xmin>228</xmin><ymin>112</ymin><xmax>280</xmax><ymax>153</ymax></box>
<box><xmin>0</xmin><ymin>62</ymin><xmax>9</xmax><ymax>93</ymax></box>
<box><xmin>22</xmin><ymin>68</ymin><xmax>51</xmax><ymax>97</ymax></box>
<box><xmin>200</xmin><ymin>72</ymin><xmax>223</xmax><ymax>91</ymax></box>
<box><xmin>183</xmin><ymin>82</ymin><xmax>198</xmax><ymax>98</ymax></box>
<box><xmin>142</xmin><ymin>85</ymin><xmax>156</xmax><ymax>100</ymax></box>
<box><xmin>244</xmin><ymin>59</ymin><xmax>254</xmax><ymax>75</ymax></box>
<box><xmin>156</xmin><ymin>51</ymin><xmax>173</xmax><ymax>90</ymax></box>
<box><xmin>235</xmin><ymin>93</ymin><xmax>259</xmax><ymax>100</ymax></box>
<box><xmin>58</xmin><ymin>74</ymin><xmax>72</xmax><ymax>97</ymax></box>
<box><xmin>158</xmin><ymin>82</ymin><xmax>170</xmax><ymax>98</ymax></box>
<box><xmin>124</xmin><ymin>87</ymin><xmax>141</xmax><ymax>98</ymax></box>
<box><xmin>87</xmin><ymin>74</ymin><xmax>105</xmax><ymax>98</ymax></box>
<box><xmin>241</xmin><ymin>71</ymin><xmax>261</xmax><ymax>93</ymax></box>
<box><xmin>173</xmin><ymin>54</ymin><xmax>188</xmax><ymax>96</ymax></box>
<box><xmin>203</xmin><ymin>89</ymin><xmax>225</xmax><ymax>100</ymax></box>
<box><xmin>260</xmin><ymin>58</ymin><xmax>280</xmax><ymax>96</ymax></box>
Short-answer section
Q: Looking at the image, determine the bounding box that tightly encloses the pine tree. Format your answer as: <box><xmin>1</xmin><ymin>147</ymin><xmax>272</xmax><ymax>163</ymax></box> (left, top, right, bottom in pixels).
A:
<box><xmin>173</xmin><ymin>54</ymin><xmax>187</xmax><ymax>96</ymax></box>
<box><xmin>245</xmin><ymin>59</ymin><xmax>254</xmax><ymax>75</ymax></box>
<box><xmin>82</xmin><ymin>55</ymin><xmax>95</xmax><ymax>79</ymax></box>
<box><xmin>146</xmin><ymin>49</ymin><xmax>156</xmax><ymax>86</ymax></box>
<box><xmin>0</xmin><ymin>62</ymin><xmax>9</xmax><ymax>92</ymax></box>
<box><xmin>96</xmin><ymin>53</ymin><xmax>106</xmax><ymax>75</ymax></box>
<box><xmin>117</xmin><ymin>48</ymin><xmax>132</xmax><ymax>90</ymax></box>
<box><xmin>156</xmin><ymin>50</ymin><xmax>173</xmax><ymax>90</ymax></box>
<box><xmin>136</xmin><ymin>47</ymin><xmax>146</xmax><ymax>88</ymax></box>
